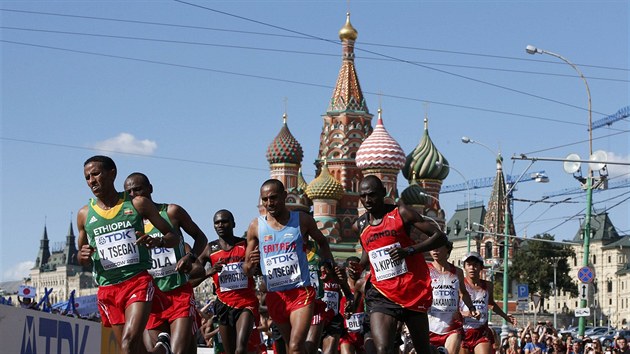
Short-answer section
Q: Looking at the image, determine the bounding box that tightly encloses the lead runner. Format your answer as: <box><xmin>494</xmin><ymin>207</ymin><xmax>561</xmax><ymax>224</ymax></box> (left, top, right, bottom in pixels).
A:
<box><xmin>354</xmin><ymin>175</ymin><xmax>447</xmax><ymax>354</ymax></box>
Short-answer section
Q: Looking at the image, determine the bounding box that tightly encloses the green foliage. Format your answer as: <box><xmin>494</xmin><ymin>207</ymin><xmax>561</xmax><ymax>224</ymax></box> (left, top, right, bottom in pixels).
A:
<box><xmin>510</xmin><ymin>234</ymin><xmax>579</xmax><ymax>301</ymax></box>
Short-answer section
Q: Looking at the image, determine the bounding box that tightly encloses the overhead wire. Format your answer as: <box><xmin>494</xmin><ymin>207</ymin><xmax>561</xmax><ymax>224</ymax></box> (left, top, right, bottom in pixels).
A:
<box><xmin>1</xmin><ymin>39</ymin><xmax>597</xmax><ymax>127</ymax></box>
<box><xmin>171</xmin><ymin>0</ymin><xmax>610</xmax><ymax>116</ymax></box>
<box><xmin>2</xmin><ymin>26</ymin><xmax>628</xmax><ymax>84</ymax></box>
<box><xmin>2</xmin><ymin>8</ymin><xmax>627</xmax><ymax>72</ymax></box>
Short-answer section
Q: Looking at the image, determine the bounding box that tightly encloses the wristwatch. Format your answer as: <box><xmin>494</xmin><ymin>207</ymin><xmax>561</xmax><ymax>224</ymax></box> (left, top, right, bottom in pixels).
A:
<box><xmin>406</xmin><ymin>246</ymin><xmax>416</xmax><ymax>255</ymax></box>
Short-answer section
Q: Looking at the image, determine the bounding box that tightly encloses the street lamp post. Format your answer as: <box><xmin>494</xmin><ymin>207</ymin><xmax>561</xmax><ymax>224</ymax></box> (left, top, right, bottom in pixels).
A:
<box><xmin>551</xmin><ymin>257</ymin><xmax>561</xmax><ymax>329</ymax></box>
<box><xmin>526</xmin><ymin>45</ymin><xmax>592</xmax><ymax>337</ymax></box>
<box><xmin>435</xmin><ymin>161</ymin><xmax>472</xmax><ymax>252</ymax></box>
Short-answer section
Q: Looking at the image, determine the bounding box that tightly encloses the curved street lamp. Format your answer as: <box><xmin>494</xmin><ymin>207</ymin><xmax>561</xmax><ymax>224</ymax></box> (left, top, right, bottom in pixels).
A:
<box><xmin>526</xmin><ymin>45</ymin><xmax>593</xmax><ymax>337</ymax></box>
<box><xmin>435</xmin><ymin>161</ymin><xmax>472</xmax><ymax>252</ymax></box>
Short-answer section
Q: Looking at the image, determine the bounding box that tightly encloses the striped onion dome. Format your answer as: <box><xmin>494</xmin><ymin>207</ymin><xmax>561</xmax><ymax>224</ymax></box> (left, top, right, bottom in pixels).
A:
<box><xmin>356</xmin><ymin>108</ymin><xmax>406</xmax><ymax>171</ymax></box>
<box><xmin>402</xmin><ymin>118</ymin><xmax>449</xmax><ymax>181</ymax></box>
<box><xmin>400</xmin><ymin>173</ymin><xmax>429</xmax><ymax>205</ymax></box>
<box><xmin>306</xmin><ymin>164</ymin><xmax>344</xmax><ymax>201</ymax></box>
<box><xmin>266</xmin><ymin>113</ymin><xmax>304</xmax><ymax>164</ymax></box>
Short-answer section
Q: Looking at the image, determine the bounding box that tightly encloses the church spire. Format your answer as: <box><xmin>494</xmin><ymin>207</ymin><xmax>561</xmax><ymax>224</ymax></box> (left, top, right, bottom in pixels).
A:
<box><xmin>481</xmin><ymin>154</ymin><xmax>516</xmax><ymax>258</ymax></box>
<box><xmin>328</xmin><ymin>13</ymin><xmax>367</xmax><ymax>113</ymax></box>
<box><xmin>35</xmin><ymin>224</ymin><xmax>51</xmax><ymax>268</ymax></box>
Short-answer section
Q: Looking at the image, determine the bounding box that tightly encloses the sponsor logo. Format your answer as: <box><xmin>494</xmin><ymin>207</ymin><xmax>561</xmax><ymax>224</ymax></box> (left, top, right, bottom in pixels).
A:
<box><xmin>21</xmin><ymin>315</ymin><xmax>92</xmax><ymax>354</ymax></box>
<box><xmin>88</xmin><ymin>216</ymin><xmax>98</xmax><ymax>224</ymax></box>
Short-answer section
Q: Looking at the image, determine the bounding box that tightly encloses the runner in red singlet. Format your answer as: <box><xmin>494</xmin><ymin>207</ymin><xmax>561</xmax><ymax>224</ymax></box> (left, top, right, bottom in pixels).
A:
<box><xmin>354</xmin><ymin>176</ymin><xmax>447</xmax><ymax>354</ymax></box>
<box><xmin>191</xmin><ymin>210</ymin><xmax>261</xmax><ymax>354</ymax></box>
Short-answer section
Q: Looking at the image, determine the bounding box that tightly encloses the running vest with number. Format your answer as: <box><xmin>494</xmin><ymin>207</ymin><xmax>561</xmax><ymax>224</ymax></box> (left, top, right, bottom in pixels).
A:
<box><xmin>428</xmin><ymin>262</ymin><xmax>463</xmax><ymax>334</ymax></box>
<box><xmin>461</xmin><ymin>278</ymin><xmax>489</xmax><ymax>330</ymax></box>
<box><xmin>85</xmin><ymin>192</ymin><xmax>150</xmax><ymax>285</ymax></box>
<box><xmin>341</xmin><ymin>288</ymin><xmax>365</xmax><ymax>333</ymax></box>
<box><xmin>144</xmin><ymin>204</ymin><xmax>187</xmax><ymax>292</ymax></box>
<box><xmin>323</xmin><ymin>279</ymin><xmax>342</xmax><ymax>315</ymax></box>
<box><xmin>209</xmin><ymin>238</ymin><xmax>258</xmax><ymax>309</ymax></box>
<box><xmin>307</xmin><ymin>241</ymin><xmax>324</xmax><ymax>299</ymax></box>
<box><xmin>258</xmin><ymin>211</ymin><xmax>310</xmax><ymax>292</ymax></box>
<box><xmin>358</xmin><ymin>206</ymin><xmax>432</xmax><ymax>311</ymax></box>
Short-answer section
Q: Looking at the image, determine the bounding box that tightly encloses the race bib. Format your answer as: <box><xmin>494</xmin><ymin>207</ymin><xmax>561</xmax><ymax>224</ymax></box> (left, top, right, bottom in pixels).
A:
<box><xmin>95</xmin><ymin>228</ymin><xmax>139</xmax><ymax>270</ymax></box>
<box><xmin>323</xmin><ymin>290</ymin><xmax>340</xmax><ymax>314</ymax></box>
<box><xmin>218</xmin><ymin>262</ymin><xmax>248</xmax><ymax>292</ymax></box>
<box><xmin>368</xmin><ymin>242</ymin><xmax>408</xmax><ymax>281</ymax></box>
<box><xmin>265</xmin><ymin>252</ymin><xmax>301</xmax><ymax>290</ymax></box>
<box><xmin>148</xmin><ymin>246</ymin><xmax>178</xmax><ymax>278</ymax></box>
<box><xmin>346</xmin><ymin>313</ymin><xmax>366</xmax><ymax>332</ymax></box>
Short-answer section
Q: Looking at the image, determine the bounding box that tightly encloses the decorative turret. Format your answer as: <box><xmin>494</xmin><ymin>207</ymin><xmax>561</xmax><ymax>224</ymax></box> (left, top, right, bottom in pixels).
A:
<box><xmin>307</xmin><ymin>162</ymin><xmax>344</xmax><ymax>243</ymax></box>
<box><xmin>63</xmin><ymin>221</ymin><xmax>79</xmax><ymax>265</ymax></box>
<box><xmin>34</xmin><ymin>225</ymin><xmax>51</xmax><ymax>269</ymax></box>
<box><xmin>266</xmin><ymin>113</ymin><xmax>303</xmax><ymax>165</ymax></box>
<box><xmin>338</xmin><ymin>12</ymin><xmax>358</xmax><ymax>41</ymax></box>
<box><xmin>402</xmin><ymin>118</ymin><xmax>449</xmax><ymax>182</ymax></box>
<box><xmin>306</xmin><ymin>163</ymin><xmax>344</xmax><ymax>201</ymax></box>
<box><xmin>327</xmin><ymin>13</ymin><xmax>367</xmax><ymax>113</ymax></box>
<box><xmin>315</xmin><ymin>12</ymin><xmax>373</xmax><ymax>240</ymax></box>
<box><xmin>297</xmin><ymin>168</ymin><xmax>308</xmax><ymax>192</ymax></box>
<box><xmin>399</xmin><ymin>173</ymin><xmax>429</xmax><ymax>207</ymax></box>
<box><xmin>266</xmin><ymin>113</ymin><xmax>304</xmax><ymax>193</ymax></box>
<box><xmin>356</xmin><ymin>108</ymin><xmax>406</xmax><ymax>201</ymax></box>
<box><xmin>481</xmin><ymin>154</ymin><xmax>516</xmax><ymax>259</ymax></box>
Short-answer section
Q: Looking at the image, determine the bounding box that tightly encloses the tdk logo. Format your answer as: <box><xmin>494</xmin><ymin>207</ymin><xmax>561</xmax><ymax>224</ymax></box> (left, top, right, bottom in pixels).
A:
<box><xmin>21</xmin><ymin>315</ymin><xmax>90</xmax><ymax>354</ymax></box>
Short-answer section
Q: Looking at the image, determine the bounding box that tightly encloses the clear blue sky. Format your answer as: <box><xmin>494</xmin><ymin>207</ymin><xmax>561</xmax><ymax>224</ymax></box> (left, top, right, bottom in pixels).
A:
<box><xmin>2</xmin><ymin>0</ymin><xmax>628</xmax><ymax>281</ymax></box>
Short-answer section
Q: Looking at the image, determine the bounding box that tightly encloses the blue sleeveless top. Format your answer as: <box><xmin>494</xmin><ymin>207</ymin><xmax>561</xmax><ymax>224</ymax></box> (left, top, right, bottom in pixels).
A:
<box><xmin>258</xmin><ymin>211</ymin><xmax>311</xmax><ymax>292</ymax></box>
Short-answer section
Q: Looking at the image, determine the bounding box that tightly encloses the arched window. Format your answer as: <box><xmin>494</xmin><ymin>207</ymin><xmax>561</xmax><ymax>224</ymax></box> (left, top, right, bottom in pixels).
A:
<box><xmin>484</xmin><ymin>242</ymin><xmax>493</xmax><ymax>259</ymax></box>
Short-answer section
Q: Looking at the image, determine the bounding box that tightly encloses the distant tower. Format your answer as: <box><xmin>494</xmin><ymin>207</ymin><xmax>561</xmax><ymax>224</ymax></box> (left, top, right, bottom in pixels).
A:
<box><xmin>481</xmin><ymin>155</ymin><xmax>516</xmax><ymax>260</ymax></box>
<box><xmin>306</xmin><ymin>162</ymin><xmax>345</xmax><ymax>243</ymax></box>
<box><xmin>34</xmin><ymin>225</ymin><xmax>51</xmax><ymax>269</ymax></box>
<box><xmin>63</xmin><ymin>221</ymin><xmax>79</xmax><ymax>265</ymax></box>
<box><xmin>316</xmin><ymin>13</ymin><xmax>373</xmax><ymax>238</ymax></box>
<box><xmin>265</xmin><ymin>113</ymin><xmax>310</xmax><ymax>212</ymax></box>
<box><xmin>356</xmin><ymin>107</ymin><xmax>406</xmax><ymax>206</ymax></box>
<box><xmin>401</xmin><ymin>117</ymin><xmax>449</xmax><ymax>229</ymax></box>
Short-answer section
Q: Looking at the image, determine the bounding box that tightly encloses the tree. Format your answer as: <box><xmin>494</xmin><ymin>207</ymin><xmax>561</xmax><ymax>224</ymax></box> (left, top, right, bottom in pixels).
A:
<box><xmin>510</xmin><ymin>233</ymin><xmax>578</xmax><ymax>311</ymax></box>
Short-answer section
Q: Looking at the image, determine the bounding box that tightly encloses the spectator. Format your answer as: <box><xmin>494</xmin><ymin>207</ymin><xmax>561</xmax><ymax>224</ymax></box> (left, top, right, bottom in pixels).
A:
<box><xmin>524</xmin><ymin>333</ymin><xmax>546</xmax><ymax>354</ymax></box>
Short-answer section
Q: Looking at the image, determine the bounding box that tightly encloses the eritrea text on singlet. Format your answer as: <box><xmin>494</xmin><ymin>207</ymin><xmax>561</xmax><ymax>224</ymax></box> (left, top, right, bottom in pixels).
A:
<box><xmin>85</xmin><ymin>192</ymin><xmax>150</xmax><ymax>285</ymax></box>
<box><xmin>258</xmin><ymin>211</ymin><xmax>310</xmax><ymax>292</ymax></box>
<box><xmin>145</xmin><ymin>204</ymin><xmax>187</xmax><ymax>292</ymax></box>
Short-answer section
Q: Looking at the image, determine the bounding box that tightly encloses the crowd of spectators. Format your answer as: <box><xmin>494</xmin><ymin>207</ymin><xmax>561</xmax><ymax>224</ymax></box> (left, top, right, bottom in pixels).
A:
<box><xmin>495</xmin><ymin>321</ymin><xmax>630</xmax><ymax>354</ymax></box>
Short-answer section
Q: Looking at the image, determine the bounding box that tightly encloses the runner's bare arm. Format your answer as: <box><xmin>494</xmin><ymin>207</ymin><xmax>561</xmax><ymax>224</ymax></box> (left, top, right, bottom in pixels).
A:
<box><xmin>168</xmin><ymin>203</ymin><xmax>208</xmax><ymax>272</ymax></box>
<box><xmin>76</xmin><ymin>206</ymin><xmax>94</xmax><ymax>266</ymax></box>
<box><xmin>301</xmin><ymin>211</ymin><xmax>335</xmax><ymax>262</ymax></box>
<box><xmin>487</xmin><ymin>281</ymin><xmax>517</xmax><ymax>326</ymax></box>
<box><xmin>457</xmin><ymin>267</ymin><xmax>479</xmax><ymax>318</ymax></box>
<box><xmin>398</xmin><ymin>204</ymin><xmax>447</xmax><ymax>254</ymax></box>
<box><xmin>133</xmin><ymin>196</ymin><xmax>180</xmax><ymax>248</ymax></box>
<box><xmin>243</xmin><ymin>218</ymin><xmax>260</xmax><ymax>276</ymax></box>
<box><xmin>168</xmin><ymin>203</ymin><xmax>208</xmax><ymax>257</ymax></box>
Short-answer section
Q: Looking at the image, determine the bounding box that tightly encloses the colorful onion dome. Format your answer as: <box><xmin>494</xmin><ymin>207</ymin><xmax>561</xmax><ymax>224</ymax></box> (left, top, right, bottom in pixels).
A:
<box><xmin>297</xmin><ymin>168</ymin><xmax>308</xmax><ymax>191</ymax></box>
<box><xmin>402</xmin><ymin>118</ymin><xmax>449</xmax><ymax>181</ymax></box>
<box><xmin>356</xmin><ymin>108</ymin><xmax>406</xmax><ymax>171</ymax></box>
<box><xmin>339</xmin><ymin>13</ymin><xmax>358</xmax><ymax>41</ymax></box>
<box><xmin>266</xmin><ymin>113</ymin><xmax>304</xmax><ymax>164</ymax></box>
<box><xmin>306</xmin><ymin>163</ymin><xmax>344</xmax><ymax>201</ymax></box>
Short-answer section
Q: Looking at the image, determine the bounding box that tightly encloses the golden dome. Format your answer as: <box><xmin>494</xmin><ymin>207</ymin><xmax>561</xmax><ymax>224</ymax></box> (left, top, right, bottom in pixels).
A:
<box><xmin>339</xmin><ymin>13</ymin><xmax>358</xmax><ymax>41</ymax></box>
<box><xmin>306</xmin><ymin>164</ymin><xmax>344</xmax><ymax>201</ymax></box>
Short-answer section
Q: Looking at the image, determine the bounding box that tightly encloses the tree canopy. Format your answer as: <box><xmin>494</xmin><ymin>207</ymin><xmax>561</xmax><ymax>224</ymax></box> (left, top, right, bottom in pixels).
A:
<box><xmin>510</xmin><ymin>233</ymin><xmax>578</xmax><ymax>307</ymax></box>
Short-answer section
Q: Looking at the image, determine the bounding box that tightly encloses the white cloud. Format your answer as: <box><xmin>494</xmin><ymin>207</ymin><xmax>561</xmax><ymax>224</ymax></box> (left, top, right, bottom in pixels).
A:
<box><xmin>3</xmin><ymin>261</ymin><xmax>35</xmax><ymax>281</ymax></box>
<box><xmin>601</xmin><ymin>151</ymin><xmax>630</xmax><ymax>179</ymax></box>
<box><xmin>93</xmin><ymin>133</ymin><xmax>157</xmax><ymax>155</ymax></box>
